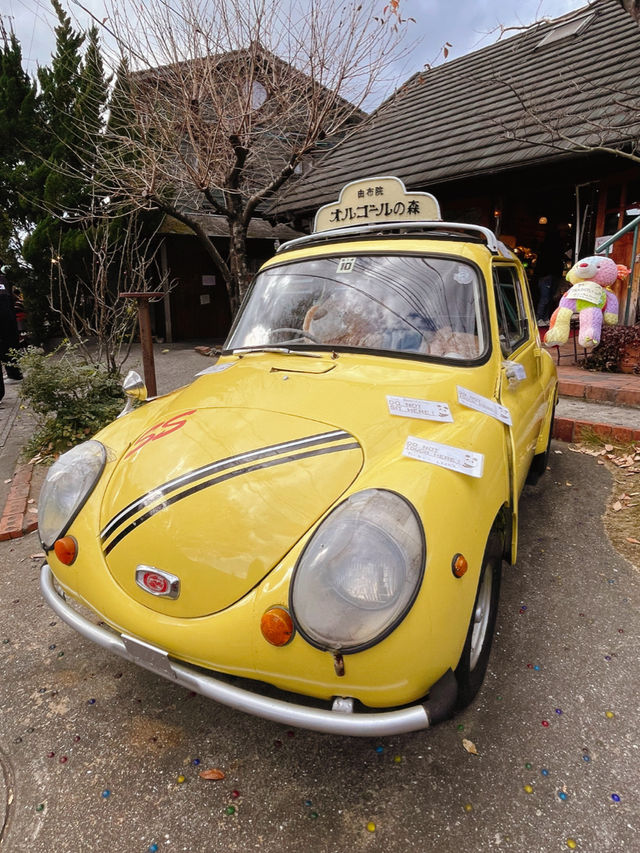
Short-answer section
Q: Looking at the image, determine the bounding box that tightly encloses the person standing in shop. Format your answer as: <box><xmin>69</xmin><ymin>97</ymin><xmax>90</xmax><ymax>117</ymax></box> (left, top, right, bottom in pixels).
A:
<box><xmin>535</xmin><ymin>226</ymin><xmax>565</xmax><ymax>326</ymax></box>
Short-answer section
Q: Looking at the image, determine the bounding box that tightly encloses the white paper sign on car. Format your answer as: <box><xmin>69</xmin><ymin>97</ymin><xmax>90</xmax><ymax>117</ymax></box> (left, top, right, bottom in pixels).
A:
<box><xmin>403</xmin><ymin>436</ymin><xmax>484</xmax><ymax>478</ymax></box>
<box><xmin>457</xmin><ymin>386</ymin><xmax>512</xmax><ymax>426</ymax></box>
<box><xmin>387</xmin><ymin>395</ymin><xmax>453</xmax><ymax>423</ymax></box>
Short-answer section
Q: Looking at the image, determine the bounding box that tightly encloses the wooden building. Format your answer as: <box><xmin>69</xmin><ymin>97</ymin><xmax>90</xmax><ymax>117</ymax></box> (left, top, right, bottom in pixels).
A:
<box><xmin>156</xmin><ymin>215</ymin><xmax>300</xmax><ymax>342</ymax></box>
<box><xmin>274</xmin><ymin>0</ymin><xmax>640</xmax><ymax>322</ymax></box>
<box><xmin>144</xmin><ymin>47</ymin><xmax>363</xmax><ymax>342</ymax></box>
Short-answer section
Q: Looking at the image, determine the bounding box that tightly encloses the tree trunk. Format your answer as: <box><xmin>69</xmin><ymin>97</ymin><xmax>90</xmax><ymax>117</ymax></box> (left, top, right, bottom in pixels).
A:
<box><xmin>228</xmin><ymin>219</ymin><xmax>252</xmax><ymax>316</ymax></box>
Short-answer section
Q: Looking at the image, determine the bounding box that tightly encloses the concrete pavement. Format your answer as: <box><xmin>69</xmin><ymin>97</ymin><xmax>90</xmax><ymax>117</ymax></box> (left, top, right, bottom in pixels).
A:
<box><xmin>0</xmin><ymin>440</ymin><xmax>638</xmax><ymax>852</ymax></box>
<box><xmin>0</xmin><ymin>342</ymin><xmax>638</xmax><ymax>851</ymax></box>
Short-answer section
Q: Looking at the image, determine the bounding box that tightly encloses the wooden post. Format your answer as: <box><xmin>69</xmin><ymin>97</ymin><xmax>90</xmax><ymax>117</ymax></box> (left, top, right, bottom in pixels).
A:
<box><xmin>120</xmin><ymin>292</ymin><xmax>158</xmax><ymax>397</ymax></box>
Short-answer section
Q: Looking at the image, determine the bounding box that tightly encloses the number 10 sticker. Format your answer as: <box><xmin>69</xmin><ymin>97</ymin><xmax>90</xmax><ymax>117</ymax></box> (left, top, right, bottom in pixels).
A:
<box><xmin>337</xmin><ymin>258</ymin><xmax>356</xmax><ymax>273</ymax></box>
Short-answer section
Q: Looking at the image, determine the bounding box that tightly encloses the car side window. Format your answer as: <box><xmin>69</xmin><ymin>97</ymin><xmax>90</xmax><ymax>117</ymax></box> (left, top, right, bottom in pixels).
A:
<box><xmin>493</xmin><ymin>265</ymin><xmax>530</xmax><ymax>355</ymax></box>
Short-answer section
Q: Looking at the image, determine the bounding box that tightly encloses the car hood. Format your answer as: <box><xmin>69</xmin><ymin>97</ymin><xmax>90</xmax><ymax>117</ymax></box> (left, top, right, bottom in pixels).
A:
<box><xmin>98</xmin><ymin>351</ymin><xmax>500</xmax><ymax>618</ymax></box>
<box><xmin>99</xmin><ymin>402</ymin><xmax>363</xmax><ymax>617</ymax></box>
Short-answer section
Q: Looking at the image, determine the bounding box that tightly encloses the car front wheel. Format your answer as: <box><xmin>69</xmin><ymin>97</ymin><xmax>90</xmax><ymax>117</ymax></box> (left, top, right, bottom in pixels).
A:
<box><xmin>454</xmin><ymin>533</ymin><xmax>502</xmax><ymax>710</ymax></box>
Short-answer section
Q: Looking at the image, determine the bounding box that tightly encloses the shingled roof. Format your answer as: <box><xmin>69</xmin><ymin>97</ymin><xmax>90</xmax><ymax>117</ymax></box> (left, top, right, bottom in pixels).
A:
<box><xmin>276</xmin><ymin>0</ymin><xmax>640</xmax><ymax>214</ymax></box>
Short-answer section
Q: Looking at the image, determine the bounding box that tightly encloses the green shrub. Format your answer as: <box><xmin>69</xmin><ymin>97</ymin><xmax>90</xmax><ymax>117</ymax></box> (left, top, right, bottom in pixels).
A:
<box><xmin>16</xmin><ymin>344</ymin><xmax>125</xmax><ymax>460</ymax></box>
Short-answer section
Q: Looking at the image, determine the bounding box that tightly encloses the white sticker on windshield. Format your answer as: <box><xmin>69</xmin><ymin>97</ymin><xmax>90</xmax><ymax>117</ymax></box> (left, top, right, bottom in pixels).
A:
<box><xmin>454</xmin><ymin>265</ymin><xmax>474</xmax><ymax>284</ymax></box>
<box><xmin>403</xmin><ymin>436</ymin><xmax>484</xmax><ymax>478</ymax></box>
<box><xmin>387</xmin><ymin>395</ymin><xmax>453</xmax><ymax>423</ymax></box>
<box><xmin>337</xmin><ymin>257</ymin><xmax>356</xmax><ymax>273</ymax></box>
<box><xmin>196</xmin><ymin>362</ymin><xmax>234</xmax><ymax>376</ymax></box>
<box><xmin>457</xmin><ymin>386</ymin><xmax>512</xmax><ymax>426</ymax></box>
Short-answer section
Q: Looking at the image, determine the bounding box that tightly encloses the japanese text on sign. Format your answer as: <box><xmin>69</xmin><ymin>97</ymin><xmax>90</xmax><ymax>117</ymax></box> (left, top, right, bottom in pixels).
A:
<box><xmin>314</xmin><ymin>176</ymin><xmax>441</xmax><ymax>232</ymax></box>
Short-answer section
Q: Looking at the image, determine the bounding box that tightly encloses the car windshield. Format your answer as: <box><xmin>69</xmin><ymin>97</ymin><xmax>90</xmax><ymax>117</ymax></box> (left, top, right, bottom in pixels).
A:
<box><xmin>226</xmin><ymin>254</ymin><xmax>487</xmax><ymax>360</ymax></box>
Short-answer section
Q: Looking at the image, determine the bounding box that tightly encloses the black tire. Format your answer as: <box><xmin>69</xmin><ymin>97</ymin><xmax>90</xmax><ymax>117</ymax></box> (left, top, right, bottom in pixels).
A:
<box><xmin>454</xmin><ymin>533</ymin><xmax>502</xmax><ymax>710</ymax></box>
<box><xmin>526</xmin><ymin>403</ymin><xmax>555</xmax><ymax>485</ymax></box>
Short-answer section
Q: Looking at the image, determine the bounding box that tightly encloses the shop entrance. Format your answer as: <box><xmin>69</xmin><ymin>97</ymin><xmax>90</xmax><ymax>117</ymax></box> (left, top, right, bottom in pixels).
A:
<box><xmin>499</xmin><ymin>186</ymin><xmax>576</xmax><ymax>325</ymax></box>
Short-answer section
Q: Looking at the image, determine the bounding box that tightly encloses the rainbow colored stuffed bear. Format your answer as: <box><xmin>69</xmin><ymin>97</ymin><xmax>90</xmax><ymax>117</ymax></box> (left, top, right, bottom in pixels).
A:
<box><xmin>544</xmin><ymin>256</ymin><xmax>627</xmax><ymax>349</ymax></box>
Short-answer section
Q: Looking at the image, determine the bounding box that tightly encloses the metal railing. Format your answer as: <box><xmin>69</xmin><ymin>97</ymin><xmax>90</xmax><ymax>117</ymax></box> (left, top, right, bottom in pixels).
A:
<box><xmin>595</xmin><ymin>213</ymin><xmax>640</xmax><ymax>325</ymax></box>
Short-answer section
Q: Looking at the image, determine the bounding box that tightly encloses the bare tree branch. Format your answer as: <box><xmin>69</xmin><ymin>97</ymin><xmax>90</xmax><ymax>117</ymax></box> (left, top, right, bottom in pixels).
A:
<box><xmin>58</xmin><ymin>0</ymin><xmax>413</xmax><ymax>315</ymax></box>
<box><xmin>50</xmin><ymin>211</ymin><xmax>173</xmax><ymax>373</ymax></box>
<box><xmin>493</xmin><ymin>69</ymin><xmax>640</xmax><ymax>167</ymax></box>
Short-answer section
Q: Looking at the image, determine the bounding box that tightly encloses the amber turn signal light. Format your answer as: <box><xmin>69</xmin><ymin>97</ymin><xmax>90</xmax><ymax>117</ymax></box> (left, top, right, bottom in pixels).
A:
<box><xmin>452</xmin><ymin>553</ymin><xmax>468</xmax><ymax>578</ymax></box>
<box><xmin>260</xmin><ymin>607</ymin><xmax>294</xmax><ymax>646</ymax></box>
<box><xmin>54</xmin><ymin>535</ymin><xmax>78</xmax><ymax>565</ymax></box>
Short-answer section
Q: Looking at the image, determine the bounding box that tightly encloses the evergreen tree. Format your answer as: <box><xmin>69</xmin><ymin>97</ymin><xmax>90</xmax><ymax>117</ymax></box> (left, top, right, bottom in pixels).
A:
<box><xmin>0</xmin><ymin>28</ymin><xmax>41</xmax><ymax>269</ymax></box>
<box><xmin>22</xmin><ymin>0</ymin><xmax>95</xmax><ymax>341</ymax></box>
<box><xmin>74</xmin><ymin>25</ymin><xmax>110</xmax><ymax>209</ymax></box>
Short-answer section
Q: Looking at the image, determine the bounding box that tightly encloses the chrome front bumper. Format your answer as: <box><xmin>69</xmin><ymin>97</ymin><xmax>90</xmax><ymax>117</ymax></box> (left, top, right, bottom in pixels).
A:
<box><xmin>41</xmin><ymin>563</ymin><xmax>456</xmax><ymax>736</ymax></box>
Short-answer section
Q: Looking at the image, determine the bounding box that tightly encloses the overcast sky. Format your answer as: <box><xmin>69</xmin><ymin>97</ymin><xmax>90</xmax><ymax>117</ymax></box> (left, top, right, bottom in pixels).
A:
<box><xmin>4</xmin><ymin>0</ymin><xmax>588</xmax><ymax>105</ymax></box>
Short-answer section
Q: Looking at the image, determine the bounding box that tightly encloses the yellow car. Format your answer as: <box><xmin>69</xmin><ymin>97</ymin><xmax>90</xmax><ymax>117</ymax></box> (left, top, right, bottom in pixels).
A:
<box><xmin>39</xmin><ymin>177</ymin><xmax>557</xmax><ymax>736</ymax></box>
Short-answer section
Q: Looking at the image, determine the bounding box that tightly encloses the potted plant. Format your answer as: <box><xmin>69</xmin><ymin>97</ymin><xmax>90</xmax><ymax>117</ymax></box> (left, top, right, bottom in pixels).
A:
<box><xmin>582</xmin><ymin>324</ymin><xmax>640</xmax><ymax>375</ymax></box>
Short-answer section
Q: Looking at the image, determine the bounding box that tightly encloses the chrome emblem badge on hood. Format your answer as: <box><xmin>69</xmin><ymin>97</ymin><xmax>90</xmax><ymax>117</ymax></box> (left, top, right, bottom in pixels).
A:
<box><xmin>135</xmin><ymin>565</ymin><xmax>180</xmax><ymax>599</ymax></box>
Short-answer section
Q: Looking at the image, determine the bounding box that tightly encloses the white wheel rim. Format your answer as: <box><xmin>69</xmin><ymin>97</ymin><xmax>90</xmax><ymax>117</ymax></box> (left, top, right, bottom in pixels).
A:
<box><xmin>469</xmin><ymin>565</ymin><xmax>493</xmax><ymax>671</ymax></box>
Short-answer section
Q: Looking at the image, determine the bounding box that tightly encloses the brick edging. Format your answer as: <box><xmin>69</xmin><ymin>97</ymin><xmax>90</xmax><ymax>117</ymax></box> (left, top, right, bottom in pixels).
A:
<box><xmin>0</xmin><ymin>463</ymin><xmax>38</xmax><ymax>540</ymax></box>
<box><xmin>557</xmin><ymin>380</ymin><xmax>640</xmax><ymax>407</ymax></box>
<box><xmin>553</xmin><ymin>417</ymin><xmax>640</xmax><ymax>444</ymax></box>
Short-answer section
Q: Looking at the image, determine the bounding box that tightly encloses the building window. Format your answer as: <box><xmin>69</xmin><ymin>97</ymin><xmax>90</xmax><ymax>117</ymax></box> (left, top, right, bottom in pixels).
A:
<box><xmin>536</xmin><ymin>12</ymin><xmax>595</xmax><ymax>48</ymax></box>
<box><xmin>623</xmin><ymin>179</ymin><xmax>640</xmax><ymax>228</ymax></box>
<box><xmin>250</xmin><ymin>81</ymin><xmax>268</xmax><ymax>110</ymax></box>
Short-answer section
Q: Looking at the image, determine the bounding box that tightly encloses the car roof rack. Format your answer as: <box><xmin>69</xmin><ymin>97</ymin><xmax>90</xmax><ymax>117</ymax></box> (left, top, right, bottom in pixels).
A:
<box><xmin>276</xmin><ymin>221</ymin><xmax>506</xmax><ymax>256</ymax></box>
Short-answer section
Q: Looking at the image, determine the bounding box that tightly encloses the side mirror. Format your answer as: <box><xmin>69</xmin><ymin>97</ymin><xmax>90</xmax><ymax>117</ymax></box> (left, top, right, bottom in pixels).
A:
<box><xmin>118</xmin><ymin>370</ymin><xmax>148</xmax><ymax>417</ymax></box>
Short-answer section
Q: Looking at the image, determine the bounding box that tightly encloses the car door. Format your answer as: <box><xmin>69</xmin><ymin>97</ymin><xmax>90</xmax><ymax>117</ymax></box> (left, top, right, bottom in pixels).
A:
<box><xmin>493</xmin><ymin>263</ymin><xmax>545</xmax><ymax>499</ymax></box>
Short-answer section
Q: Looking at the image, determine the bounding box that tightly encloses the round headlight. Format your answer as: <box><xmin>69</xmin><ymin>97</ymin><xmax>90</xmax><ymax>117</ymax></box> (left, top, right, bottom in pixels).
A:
<box><xmin>38</xmin><ymin>440</ymin><xmax>106</xmax><ymax>550</ymax></box>
<box><xmin>290</xmin><ymin>489</ymin><xmax>425</xmax><ymax>653</ymax></box>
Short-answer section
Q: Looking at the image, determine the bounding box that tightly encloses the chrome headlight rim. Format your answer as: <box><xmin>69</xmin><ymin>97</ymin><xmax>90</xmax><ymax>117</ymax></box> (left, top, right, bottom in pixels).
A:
<box><xmin>39</xmin><ymin>440</ymin><xmax>107</xmax><ymax>550</ymax></box>
<box><xmin>289</xmin><ymin>488</ymin><xmax>426</xmax><ymax>655</ymax></box>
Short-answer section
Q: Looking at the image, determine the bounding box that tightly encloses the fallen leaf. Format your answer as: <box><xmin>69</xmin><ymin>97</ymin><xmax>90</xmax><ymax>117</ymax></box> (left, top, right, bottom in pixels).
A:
<box><xmin>626</xmin><ymin>537</ymin><xmax>640</xmax><ymax>545</ymax></box>
<box><xmin>565</xmin><ymin>482</ymin><xmax>572</xmax><ymax>487</ymax></box>
<box><xmin>605</xmin><ymin>444</ymin><xmax>614</xmax><ymax>451</ymax></box>
<box><xmin>199</xmin><ymin>769</ymin><xmax>225</xmax><ymax>780</ymax></box>
<box><xmin>612</xmin><ymin>501</ymin><xmax>623</xmax><ymax>512</ymax></box>
<box><xmin>462</xmin><ymin>738</ymin><xmax>478</xmax><ymax>755</ymax></box>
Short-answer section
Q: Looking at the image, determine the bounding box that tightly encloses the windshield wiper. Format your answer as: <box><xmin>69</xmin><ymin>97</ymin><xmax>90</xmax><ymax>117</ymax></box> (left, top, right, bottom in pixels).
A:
<box><xmin>231</xmin><ymin>346</ymin><xmax>326</xmax><ymax>359</ymax></box>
